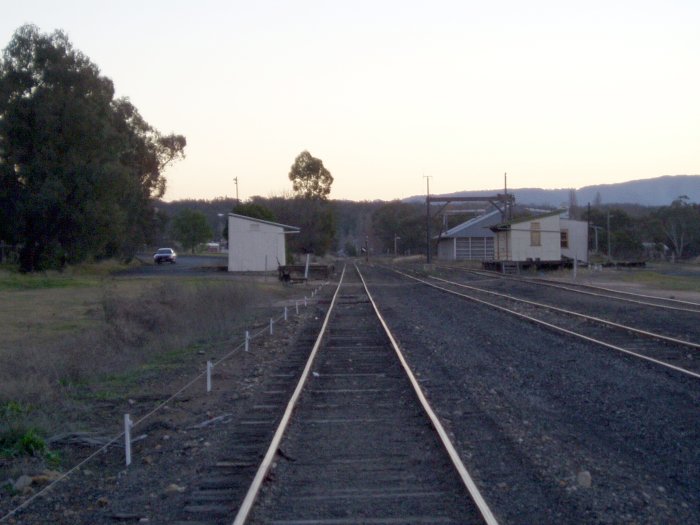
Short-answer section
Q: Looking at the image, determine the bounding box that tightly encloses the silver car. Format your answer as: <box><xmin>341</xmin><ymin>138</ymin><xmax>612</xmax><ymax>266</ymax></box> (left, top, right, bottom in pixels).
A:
<box><xmin>153</xmin><ymin>247</ymin><xmax>177</xmax><ymax>264</ymax></box>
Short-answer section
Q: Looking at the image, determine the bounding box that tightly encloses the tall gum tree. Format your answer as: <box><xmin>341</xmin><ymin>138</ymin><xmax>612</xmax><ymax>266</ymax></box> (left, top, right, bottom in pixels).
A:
<box><xmin>287</xmin><ymin>151</ymin><xmax>335</xmax><ymax>256</ymax></box>
<box><xmin>0</xmin><ymin>25</ymin><xmax>186</xmax><ymax>271</ymax></box>
<box><xmin>288</xmin><ymin>150</ymin><xmax>333</xmax><ymax>200</ymax></box>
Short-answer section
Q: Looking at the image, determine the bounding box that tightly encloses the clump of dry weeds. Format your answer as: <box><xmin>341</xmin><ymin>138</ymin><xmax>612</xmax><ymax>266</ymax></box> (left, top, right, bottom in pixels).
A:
<box><xmin>0</xmin><ymin>278</ymin><xmax>263</xmax><ymax>427</ymax></box>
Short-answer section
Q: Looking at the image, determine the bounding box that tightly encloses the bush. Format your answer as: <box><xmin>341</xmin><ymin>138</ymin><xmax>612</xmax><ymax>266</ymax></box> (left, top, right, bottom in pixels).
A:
<box><xmin>0</xmin><ymin>401</ymin><xmax>57</xmax><ymax>465</ymax></box>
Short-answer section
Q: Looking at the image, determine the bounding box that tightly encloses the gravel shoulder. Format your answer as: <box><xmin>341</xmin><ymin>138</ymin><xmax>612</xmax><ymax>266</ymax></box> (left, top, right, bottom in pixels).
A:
<box><xmin>363</xmin><ymin>263</ymin><xmax>700</xmax><ymax>525</ymax></box>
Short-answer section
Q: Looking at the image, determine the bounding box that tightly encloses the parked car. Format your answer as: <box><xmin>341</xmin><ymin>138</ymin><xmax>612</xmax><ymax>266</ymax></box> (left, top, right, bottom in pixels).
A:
<box><xmin>153</xmin><ymin>247</ymin><xmax>177</xmax><ymax>264</ymax></box>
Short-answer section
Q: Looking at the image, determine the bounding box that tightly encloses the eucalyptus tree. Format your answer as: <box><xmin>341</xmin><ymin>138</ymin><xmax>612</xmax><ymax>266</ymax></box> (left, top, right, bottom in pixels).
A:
<box><xmin>0</xmin><ymin>25</ymin><xmax>186</xmax><ymax>271</ymax></box>
<box><xmin>285</xmin><ymin>151</ymin><xmax>335</xmax><ymax>255</ymax></box>
<box><xmin>171</xmin><ymin>209</ymin><xmax>212</xmax><ymax>254</ymax></box>
<box><xmin>288</xmin><ymin>150</ymin><xmax>333</xmax><ymax>200</ymax></box>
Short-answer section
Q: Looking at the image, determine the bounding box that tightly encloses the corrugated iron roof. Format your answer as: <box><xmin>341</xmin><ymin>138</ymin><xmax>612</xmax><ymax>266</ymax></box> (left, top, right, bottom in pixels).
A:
<box><xmin>440</xmin><ymin>209</ymin><xmax>502</xmax><ymax>238</ymax></box>
<box><xmin>490</xmin><ymin>209</ymin><xmax>565</xmax><ymax>231</ymax></box>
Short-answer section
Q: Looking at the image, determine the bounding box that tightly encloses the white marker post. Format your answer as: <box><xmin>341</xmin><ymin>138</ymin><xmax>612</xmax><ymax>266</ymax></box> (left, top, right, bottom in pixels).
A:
<box><xmin>284</xmin><ymin>306</ymin><xmax>288</xmax><ymax>321</ymax></box>
<box><xmin>206</xmin><ymin>361</ymin><xmax>212</xmax><ymax>393</ymax></box>
<box><xmin>245</xmin><ymin>330</ymin><xmax>250</xmax><ymax>352</ymax></box>
<box><xmin>124</xmin><ymin>414</ymin><xmax>133</xmax><ymax>466</ymax></box>
<box><xmin>269</xmin><ymin>318</ymin><xmax>274</xmax><ymax>335</ymax></box>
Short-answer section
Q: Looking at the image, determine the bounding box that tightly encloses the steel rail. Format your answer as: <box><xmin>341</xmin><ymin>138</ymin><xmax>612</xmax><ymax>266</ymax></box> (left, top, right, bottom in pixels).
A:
<box><xmin>529</xmin><ymin>278</ymin><xmax>700</xmax><ymax>310</ymax></box>
<box><xmin>231</xmin><ymin>266</ymin><xmax>347</xmax><ymax>525</ymax></box>
<box><xmin>356</xmin><ymin>264</ymin><xmax>500</xmax><ymax>525</ymax></box>
<box><xmin>393</xmin><ymin>269</ymin><xmax>700</xmax><ymax>380</ymax></box>
<box><xmin>428</xmin><ymin>275</ymin><xmax>700</xmax><ymax>350</ymax></box>
<box><xmin>444</xmin><ymin>265</ymin><xmax>700</xmax><ymax>313</ymax></box>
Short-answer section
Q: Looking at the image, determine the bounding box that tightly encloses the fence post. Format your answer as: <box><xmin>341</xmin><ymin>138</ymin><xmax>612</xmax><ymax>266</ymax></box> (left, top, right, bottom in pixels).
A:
<box><xmin>284</xmin><ymin>306</ymin><xmax>288</xmax><ymax>321</ymax></box>
<box><xmin>124</xmin><ymin>414</ymin><xmax>133</xmax><ymax>466</ymax></box>
<box><xmin>270</xmin><ymin>318</ymin><xmax>274</xmax><ymax>335</ymax></box>
<box><xmin>245</xmin><ymin>330</ymin><xmax>250</xmax><ymax>352</ymax></box>
<box><xmin>206</xmin><ymin>361</ymin><xmax>212</xmax><ymax>393</ymax></box>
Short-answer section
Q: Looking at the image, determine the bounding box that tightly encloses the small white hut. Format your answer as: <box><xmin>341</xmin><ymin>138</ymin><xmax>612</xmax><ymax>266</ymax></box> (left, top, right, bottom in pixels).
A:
<box><xmin>227</xmin><ymin>214</ymin><xmax>299</xmax><ymax>272</ymax></box>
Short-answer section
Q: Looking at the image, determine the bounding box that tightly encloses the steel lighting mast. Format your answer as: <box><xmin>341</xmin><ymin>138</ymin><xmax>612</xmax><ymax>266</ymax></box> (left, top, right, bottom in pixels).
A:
<box><xmin>424</xmin><ymin>175</ymin><xmax>432</xmax><ymax>263</ymax></box>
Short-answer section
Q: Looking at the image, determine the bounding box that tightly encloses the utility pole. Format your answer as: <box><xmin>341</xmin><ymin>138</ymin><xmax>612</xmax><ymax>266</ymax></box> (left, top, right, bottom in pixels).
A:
<box><xmin>591</xmin><ymin>226</ymin><xmax>602</xmax><ymax>253</ymax></box>
<box><xmin>424</xmin><ymin>175</ymin><xmax>432</xmax><ymax>264</ymax></box>
<box><xmin>233</xmin><ymin>177</ymin><xmax>239</xmax><ymax>203</ymax></box>
<box><xmin>504</xmin><ymin>172</ymin><xmax>509</xmax><ymax>221</ymax></box>
<box><xmin>607</xmin><ymin>208</ymin><xmax>612</xmax><ymax>260</ymax></box>
<box><xmin>394</xmin><ymin>234</ymin><xmax>400</xmax><ymax>257</ymax></box>
<box><xmin>587</xmin><ymin>202</ymin><xmax>591</xmax><ymax>255</ymax></box>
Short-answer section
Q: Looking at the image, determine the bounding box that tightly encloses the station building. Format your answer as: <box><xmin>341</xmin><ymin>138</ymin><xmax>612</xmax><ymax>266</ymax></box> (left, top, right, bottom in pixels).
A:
<box><xmin>489</xmin><ymin>210</ymin><xmax>588</xmax><ymax>268</ymax></box>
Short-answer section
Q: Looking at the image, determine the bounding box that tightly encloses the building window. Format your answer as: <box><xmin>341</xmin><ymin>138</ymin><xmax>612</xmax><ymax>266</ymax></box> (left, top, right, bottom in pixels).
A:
<box><xmin>530</xmin><ymin>222</ymin><xmax>541</xmax><ymax>246</ymax></box>
<box><xmin>561</xmin><ymin>230</ymin><xmax>569</xmax><ymax>249</ymax></box>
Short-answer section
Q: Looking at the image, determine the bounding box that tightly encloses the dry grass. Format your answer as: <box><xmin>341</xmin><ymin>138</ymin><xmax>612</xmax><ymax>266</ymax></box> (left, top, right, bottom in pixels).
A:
<box><xmin>0</xmin><ymin>269</ymin><xmax>300</xmax><ymax>439</ymax></box>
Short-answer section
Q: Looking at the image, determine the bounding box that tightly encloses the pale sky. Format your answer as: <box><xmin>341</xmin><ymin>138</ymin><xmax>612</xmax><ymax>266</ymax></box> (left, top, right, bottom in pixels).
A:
<box><xmin>2</xmin><ymin>1</ymin><xmax>698</xmax><ymax>202</ymax></box>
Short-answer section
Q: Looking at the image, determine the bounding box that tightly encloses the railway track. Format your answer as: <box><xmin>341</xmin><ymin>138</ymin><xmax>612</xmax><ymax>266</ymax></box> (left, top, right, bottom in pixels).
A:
<box><xmin>436</xmin><ymin>264</ymin><xmax>700</xmax><ymax>313</ymax></box>
<box><xmin>235</xmin><ymin>264</ymin><xmax>498</xmax><ymax>525</ymax></box>
<box><xmin>359</xmin><ymin>264</ymin><xmax>700</xmax><ymax>524</ymax></box>
<box><xmin>391</xmin><ymin>267</ymin><xmax>700</xmax><ymax>379</ymax></box>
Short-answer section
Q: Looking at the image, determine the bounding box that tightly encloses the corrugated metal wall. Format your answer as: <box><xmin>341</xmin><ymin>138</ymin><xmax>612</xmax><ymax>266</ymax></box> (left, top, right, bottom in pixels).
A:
<box><xmin>455</xmin><ymin>237</ymin><xmax>494</xmax><ymax>260</ymax></box>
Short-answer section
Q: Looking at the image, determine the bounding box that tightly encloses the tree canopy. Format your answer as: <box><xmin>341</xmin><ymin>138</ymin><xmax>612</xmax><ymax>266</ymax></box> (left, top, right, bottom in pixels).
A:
<box><xmin>233</xmin><ymin>202</ymin><xmax>276</xmax><ymax>222</ymax></box>
<box><xmin>372</xmin><ymin>201</ymin><xmax>432</xmax><ymax>256</ymax></box>
<box><xmin>649</xmin><ymin>196</ymin><xmax>700</xmax><ymax>259</ymax></box>
<box><xmin>171</xmin><ymin>209</ymin><xmax>212</xmax><ymax>253</ymax></box>
<box><xmin>288</xmin><ymin>151</ymin><xmax>333</xmax><ymax>200</ymax></box>
<box><xmin>0</xmin><ymin>25</ymin><xmax>186</xmax><ymax>271</ymax></box>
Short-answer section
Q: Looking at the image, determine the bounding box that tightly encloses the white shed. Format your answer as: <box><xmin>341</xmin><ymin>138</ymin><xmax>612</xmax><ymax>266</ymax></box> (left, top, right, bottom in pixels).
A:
<box><xmin>560</xmin><ymin>218</ymin><xmax>588</xmax><ymax>263</ymax></box>
<box><xmin>491</xmin><ymin>210</ymin><xmax>588</xmax><ymax>264</ymax></box>
<box><xmin>227</xmin><ymin>214</ymin><xmax>299</xmax><ymax>272</ymax></box>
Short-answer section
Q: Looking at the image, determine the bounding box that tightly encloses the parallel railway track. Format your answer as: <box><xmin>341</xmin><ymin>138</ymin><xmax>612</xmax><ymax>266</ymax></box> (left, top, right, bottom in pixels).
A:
<box><xmin>437</xmin><ymin>264</ymin><xmax>700</xmax><ymax>313</ymax></box>
<box><xmin>391</xmin><ymin>267</ymin><xmax>700</xmax><ymax>379</ymax></box>
<box><xmin>236</xmin><ymin>264</ymin><xmax>498</xmax><ymax>525</ymax></box>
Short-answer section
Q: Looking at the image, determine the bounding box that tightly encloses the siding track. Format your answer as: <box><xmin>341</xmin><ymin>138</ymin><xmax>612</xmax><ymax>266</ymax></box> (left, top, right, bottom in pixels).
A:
<box><xmin>360</xmin><ymin>264</ymin><xmax>700</xmax><ymax>524</ymax></box>
<box><xmin>439</xmin><ymin>264</ymin><xmax>700</xmax><ymax>313</ymax></box>
<box><xmin>235</xmin><ymin>265</ymin><xmax>497</xmax><ymax>525</ymax></box>
<box><xmin>392</xmin><ymin>267</ymin><xmax>700</xmax><ymax>379</ymax></box>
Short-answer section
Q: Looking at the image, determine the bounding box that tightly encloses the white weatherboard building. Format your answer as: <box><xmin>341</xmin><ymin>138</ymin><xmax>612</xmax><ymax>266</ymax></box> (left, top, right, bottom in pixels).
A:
<box><xmin>490</xmin><ymin>210</ymin><xmax>588</xmax><ymax>264</ymax></box>
<box><xmin>227</xmin><ymin>214</ymin><xmax>299</xmax><ymax>272</ymax></box>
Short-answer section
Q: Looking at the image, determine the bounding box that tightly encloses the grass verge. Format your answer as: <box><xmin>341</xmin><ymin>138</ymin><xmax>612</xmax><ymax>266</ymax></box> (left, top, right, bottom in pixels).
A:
<box><xmin>0</xmin><ymin>268</ymin><xmax>299</xmax><ymax>480</ymax></box>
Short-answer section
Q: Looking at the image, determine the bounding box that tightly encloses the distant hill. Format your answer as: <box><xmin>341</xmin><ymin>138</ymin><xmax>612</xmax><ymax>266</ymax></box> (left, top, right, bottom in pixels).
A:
<box><xmin>406</xmin><ymin>175</ymin><xmax>700</xmax><ymax>207</ymax></box>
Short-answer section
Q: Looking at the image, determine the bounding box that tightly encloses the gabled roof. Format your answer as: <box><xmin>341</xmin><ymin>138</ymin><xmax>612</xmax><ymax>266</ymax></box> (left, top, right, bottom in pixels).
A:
<box><xmin>440</xmin><ymin>209</ymin><xmax>502</xmax><ymax>239</ymax></box>
<box><xmin>228</xmin><ymin>213</ymin><xmax>300</xmax><ymax>232</ymax></box>
<box><xmin>491</xmin><ymin>209</ymin><xmax>565</xmax><ymax>231</ymax></box>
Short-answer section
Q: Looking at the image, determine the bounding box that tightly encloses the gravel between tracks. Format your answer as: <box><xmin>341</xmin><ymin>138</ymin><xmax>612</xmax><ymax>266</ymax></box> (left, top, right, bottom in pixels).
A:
<box><xmin>362</xmin><ymin>263</ymin><xmax>699</xmax><ymax>525</ymax></box>
<box><xmin>434</xmin><ymin>269</ymin><xmax>699</xmax><ymax>342</ymax></box>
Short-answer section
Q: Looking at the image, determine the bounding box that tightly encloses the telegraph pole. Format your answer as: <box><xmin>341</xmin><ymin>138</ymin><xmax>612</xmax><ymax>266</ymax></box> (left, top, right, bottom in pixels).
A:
<box><xmin>233</xmin><ymin>177</ymin><xmax>239</xmax><ymax>203</ymax></box>
<box><xmin>424</xmin><ymin>175</ymin><xmax>432</xmax><ymax>264</ymax></box>
<box><xmin>607</xmin><ymin>208</ymin><xmax>612</xmax><ymax>259</ymax></box>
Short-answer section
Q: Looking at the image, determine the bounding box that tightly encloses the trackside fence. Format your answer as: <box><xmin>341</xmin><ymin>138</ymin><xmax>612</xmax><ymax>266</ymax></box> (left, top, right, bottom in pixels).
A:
<box><xmin>0</xmin><ymin>283</ymin><xmax>329</xmax><ymax>523</ymax></box>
